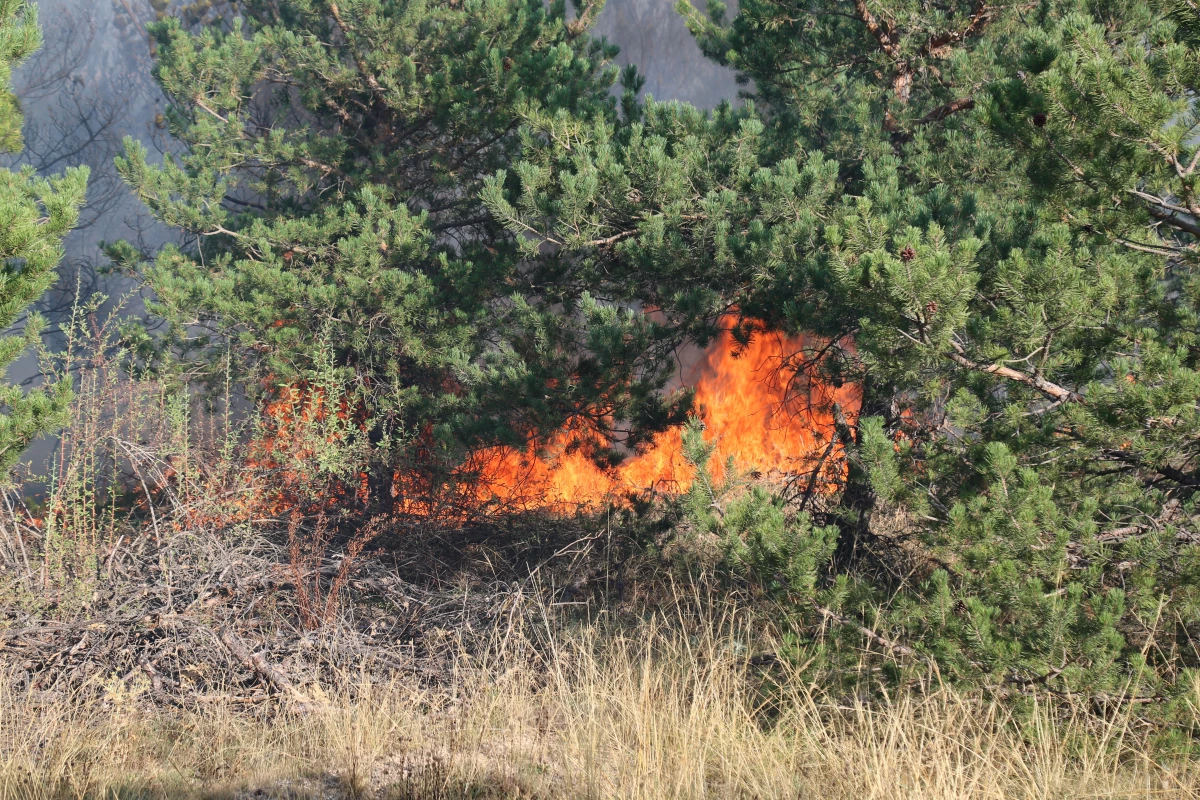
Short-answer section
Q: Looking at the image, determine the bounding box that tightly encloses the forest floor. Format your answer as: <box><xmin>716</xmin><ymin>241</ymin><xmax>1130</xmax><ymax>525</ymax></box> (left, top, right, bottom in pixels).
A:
<box><xmin>3</xmin><ymin>510</ymin><xmax>1199</xmax><ymax>800</ymax></box>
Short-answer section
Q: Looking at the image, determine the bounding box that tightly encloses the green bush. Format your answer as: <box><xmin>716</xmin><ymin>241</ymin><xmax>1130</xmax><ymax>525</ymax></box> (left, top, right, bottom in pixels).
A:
<box><xmin>0</xmin><ymin>0</ymin><xmax>85</xmax><ymax>475</ymax></box>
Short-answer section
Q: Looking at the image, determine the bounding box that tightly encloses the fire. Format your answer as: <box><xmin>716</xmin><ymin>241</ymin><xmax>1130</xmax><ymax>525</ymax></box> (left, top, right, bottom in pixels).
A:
<box><xmin>465</xmin><ymin>323</ymin><xmax>861</xmax><ymax>512</ymax></box>
<box><xmin>231</xmin><ymin>321</ymin><xmax>860</xmax><ymax>523</ymax></box>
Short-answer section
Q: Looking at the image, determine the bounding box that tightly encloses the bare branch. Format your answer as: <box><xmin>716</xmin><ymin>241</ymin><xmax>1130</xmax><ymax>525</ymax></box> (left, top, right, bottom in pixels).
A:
<box><xmin>916</xmin><ymin>97</ymin><xmax>975</xmax><ymax>126</ymax></box>
<box><xmin>944</xmin><ymin>341</ymin><xmax>1078</xmax><ymax>403</ymax></box>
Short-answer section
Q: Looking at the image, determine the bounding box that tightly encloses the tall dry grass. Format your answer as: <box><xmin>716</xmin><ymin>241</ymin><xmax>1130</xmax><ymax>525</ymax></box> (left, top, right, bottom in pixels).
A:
<box><xmin>3</xmin><ymin>614</ymin><xmax>1195</xmax><ymax>800</ymax></box>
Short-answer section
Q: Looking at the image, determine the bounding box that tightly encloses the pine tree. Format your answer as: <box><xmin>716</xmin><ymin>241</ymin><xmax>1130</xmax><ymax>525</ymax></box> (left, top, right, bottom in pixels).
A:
<box><xmin>486</xmin><ymin>0</ymin><xmax>1200</xmax><ymax>711</ymax></box>
<box><xmin>117</xmin><ymin>0</ymin><xmax>688</xmax><ymax>495</ymax></box>
<box><xmin>0</xmin><ymin>0</ymin><xmax>85</xmax><ymax>474</ymax></box>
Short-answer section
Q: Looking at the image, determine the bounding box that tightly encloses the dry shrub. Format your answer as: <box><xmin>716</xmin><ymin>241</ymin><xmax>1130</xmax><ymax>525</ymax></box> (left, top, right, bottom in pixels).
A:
<box><xmin>287</xmin><ymin>510</ymin><xmax>382</xmax><ymax>631</ymax></box>
<box><xmin>1</xmin><ymin>612</ymin><xmax>1195</xmax><ymax>800</ymax></box>
<box><xmin>0</xmin><ymin>295</ymin><xmax>253</xmax><ymax>615</ymax></box>
<box><xmin>0</xmin><ymin>297</ymin><xmax>383</xmax><ymax>623</ymax></box>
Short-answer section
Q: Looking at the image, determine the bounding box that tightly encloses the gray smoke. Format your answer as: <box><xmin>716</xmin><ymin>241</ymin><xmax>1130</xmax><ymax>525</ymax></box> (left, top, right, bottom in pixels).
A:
<box><xmin>593</xmin><ymin>0</ymin><xmax>738</xmax><ymax>108</ymax></box>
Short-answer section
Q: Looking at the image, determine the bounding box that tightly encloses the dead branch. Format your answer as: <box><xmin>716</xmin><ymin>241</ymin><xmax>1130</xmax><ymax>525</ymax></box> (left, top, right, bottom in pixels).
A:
<box><xmin>944</xmin><ymin>342</ymin><xmax>1078</xmax><ymax>403</ymax></box>
<box><xmin>219</xmin><ymin>627</ymin><xmax>316</xmax><ymax>706</ymax></box>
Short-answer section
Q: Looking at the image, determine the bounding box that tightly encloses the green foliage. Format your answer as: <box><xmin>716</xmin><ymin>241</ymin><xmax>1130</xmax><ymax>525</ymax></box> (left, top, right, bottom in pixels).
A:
<box><xmin>0</xmin><ymin>0</ymin><xmax>38</xmax><ymax>153</ymax></box>
<box><xmin>116</xmin><ymin>0</ymin><xmax>688</xmax><ymax>489</ymax></box>
<box><xmin>0</xmin><ymin>0</ymin><xmax>84</xmax><ymax>474</ymax></box>
<box><xmin>481</xmin><ymin>101</ymin><xmax>841</xmax><ymax>348</ymax></box>
<box><xmin>681</xmin><ymin>418</ymin><xmax>838</xmax><ymax>600</ymax></box>
<box><xmin>130</xmin><ymin>0</ymin><xmax>1200</xmax><ymax>716</ymax></box>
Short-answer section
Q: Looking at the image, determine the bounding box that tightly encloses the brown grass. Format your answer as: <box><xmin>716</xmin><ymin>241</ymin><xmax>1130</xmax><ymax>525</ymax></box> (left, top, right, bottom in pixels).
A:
<box><xmin>3</xmin><ymin>615</ymin><xmax>1196</xmax><ymax>800</ymax></box>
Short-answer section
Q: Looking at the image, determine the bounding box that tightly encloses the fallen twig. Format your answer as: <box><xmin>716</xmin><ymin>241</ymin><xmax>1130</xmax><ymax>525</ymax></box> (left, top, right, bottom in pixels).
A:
<box><xmin>219</xmin><ymin>627</ymin><xmax>317</xmax><ymax>707</ymax></box>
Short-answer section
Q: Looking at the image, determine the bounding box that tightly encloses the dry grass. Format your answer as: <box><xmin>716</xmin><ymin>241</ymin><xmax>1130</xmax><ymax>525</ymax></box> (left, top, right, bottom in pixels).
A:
<box><xmin>3</xmin><ymin>614</ymin><xmax>1196</xmax><ymax>800</ymax></box>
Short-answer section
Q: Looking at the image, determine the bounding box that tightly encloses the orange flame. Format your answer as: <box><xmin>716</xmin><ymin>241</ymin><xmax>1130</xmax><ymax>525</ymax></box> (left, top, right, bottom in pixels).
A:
<box><xmin>233</xmin><ymin>321</ymin><xmax>860</xmax><ymax>523</ymax></box>
<box><xmin>464</xmin><ymin>323</ymin><xmax>861</xmax><ymax>512</ymax></box>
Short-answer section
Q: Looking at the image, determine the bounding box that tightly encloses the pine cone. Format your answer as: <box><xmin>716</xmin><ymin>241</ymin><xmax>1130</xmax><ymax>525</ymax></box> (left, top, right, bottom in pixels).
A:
<box><xmin>900</xmin><ymin>245</ymin><xmax>916</xmax><ymax>262</ymax></box>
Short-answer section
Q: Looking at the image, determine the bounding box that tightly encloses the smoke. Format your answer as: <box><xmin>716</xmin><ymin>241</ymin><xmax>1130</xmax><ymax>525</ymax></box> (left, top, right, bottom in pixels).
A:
<box><xmin>8</xmin><ymin>0</ymin><xmax>174</xmax><ymax>335</ymax></box>
<box><xmin>593</xmin><ymin>0</ymin><xmax>738</xmax><ymax>108</ymax></box>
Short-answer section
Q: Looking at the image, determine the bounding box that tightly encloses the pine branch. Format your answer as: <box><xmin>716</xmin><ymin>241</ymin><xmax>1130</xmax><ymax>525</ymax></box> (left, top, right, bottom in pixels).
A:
<box><xmin>1098</xmin><ymin>526</ymin><xmax>1200</xmax><ymax>544</ymax></box>
<box><xmin>328</xmin><ymin>2</ymin><xmax>386</xmax><ymax>102</ymax></box>
<box><xmin>1130</xmin><ymin>190</ymin><xmax>1200</xmax><ymax>238</ymax></box>
<box><xmin>1099</xmin><ymin>448</ymin><xmax>1200</xmax><ymax>489</ymax></box>
<box><xmin>944</xmin><ymin>341</ymin><xmax>1078</xmax><ymax>403</ymax></box>
<box><xmin>851</xmin><ymin>0</ymin><xmax>900</xmax><ymax>59</ymax></box>
<box><xmin>916</xmin><ymin>97</ymin><xmax>975</xmax><ymax>125</ymax></box>
<box><xmin>922</xmin><ymin>0</ymin><xmax>994</xmax><ymax>57</ymax></box>
<box><xmin>797</xmin><ymin>434</ymin><xmax>839</xmax><ymax>514</ymax></box>
<box><xmin>586</xmin><ymin>229</ymin><xmax>638</xmax><ymax>247</ymax></box>
<box><xmin>566</xmin><ymin>0</ymin><xmax>602</xmax><ymax>38</ymax></box>
<box><xmin>815</xmin><ymin>604</ymin><xmax>926</xmax><ymax>659</ymax></box>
